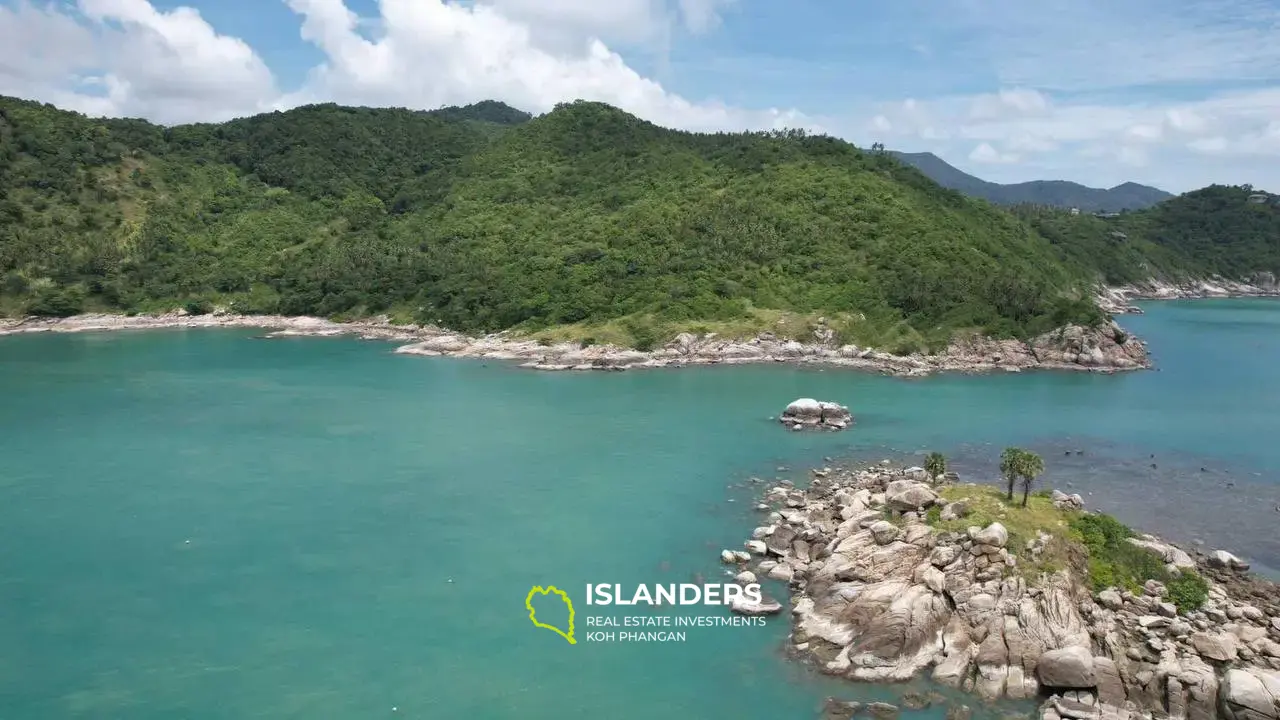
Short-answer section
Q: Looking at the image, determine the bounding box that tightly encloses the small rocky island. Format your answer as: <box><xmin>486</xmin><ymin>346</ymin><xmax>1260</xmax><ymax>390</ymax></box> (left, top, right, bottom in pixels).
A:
<box><xmin>780</xmin><ymin>398</ymin><xmax>854</xmax><ymax>431</ymax></box>
<box><xmin>721</xmin><ymin>461</ymin><xmax>1280</xmax><ymax>720</ymax></box>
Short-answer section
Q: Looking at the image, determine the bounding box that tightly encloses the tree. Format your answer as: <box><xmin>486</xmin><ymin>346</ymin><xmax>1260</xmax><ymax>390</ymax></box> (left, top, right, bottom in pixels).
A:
<box><xmin>1018</xmin><ymin>451</ymin><xmax>1046</xmax><ymax>507</ymax></box>
<box><xmin>925</xmin><ymin>452</ymin><xmax>947</xmax><ymax>481</ymax></box>
<box><xmin>1000</xmin><ymin>447</ymin><xmax>1020</xmax><ymax>501</ymax></box>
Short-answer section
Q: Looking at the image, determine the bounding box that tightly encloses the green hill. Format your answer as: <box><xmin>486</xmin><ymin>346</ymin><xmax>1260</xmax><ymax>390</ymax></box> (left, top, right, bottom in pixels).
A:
<box><xmin>1</xmin><ymin>95</ymin><xmax>1272</xmax><ymax>352</ymax></box>
<box><xmin>1010</xmin><ymin>187</ymin><xmax>1280</xmax><ymax>285</ymax></box>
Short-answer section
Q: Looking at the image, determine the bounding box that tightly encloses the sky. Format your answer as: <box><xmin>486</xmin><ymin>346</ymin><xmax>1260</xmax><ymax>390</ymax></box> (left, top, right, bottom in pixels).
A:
<box><xmin>2</xmin><ymin>0</ymin><xmax>1279</xmax><ymax>193</ymax></box>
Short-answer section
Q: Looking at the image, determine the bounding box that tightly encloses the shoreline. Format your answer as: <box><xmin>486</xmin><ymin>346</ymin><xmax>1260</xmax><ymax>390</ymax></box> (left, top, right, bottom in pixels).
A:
<box><xmin>1097</xmin><ymin>278</ymin><xmax>1280</xmax><ymax>315</ymax></box>
<box><xmin>726</xmin><ymin>461</ymin><xmax>1280</xmax><ymax>720</ymax></box>
<box><xmin>0</xmin><ymin>311</ymin><xmax>1149</xmax><ymax>378</ymax></box>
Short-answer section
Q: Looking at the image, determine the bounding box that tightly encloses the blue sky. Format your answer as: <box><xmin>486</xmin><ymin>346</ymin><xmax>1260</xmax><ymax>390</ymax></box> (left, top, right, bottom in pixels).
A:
<box><xmin>3</xmin><ymin>0</ymin><xmax>1280</xmax><ymax>192</ymax></box>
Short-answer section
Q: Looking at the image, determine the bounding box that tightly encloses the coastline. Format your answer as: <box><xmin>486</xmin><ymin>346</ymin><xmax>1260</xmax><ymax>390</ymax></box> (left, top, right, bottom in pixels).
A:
<box><xmin>1098</xmin><ymin>276</ymin><xmax>1280</xmax><ymax>315</ymax></box>
<box><xmin>728</xmin><ymin>461</ymin><xmax>1280</xmax><ymax>720</ymax></box>
<box><xmin>0</xmin><ymin>311</ymin><xmax>1149</xmax><ymax>378</ymax></box>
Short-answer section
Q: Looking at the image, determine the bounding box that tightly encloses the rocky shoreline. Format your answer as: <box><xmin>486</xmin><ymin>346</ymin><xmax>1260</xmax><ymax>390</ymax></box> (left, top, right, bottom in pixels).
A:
<box><xmin>0</xmin><ymin>312</ymin><xmax>1150</xmax><ymax>378</ymax></box>
<box><xmin>721</xmin><ymin>462</ymin><xmax>1280</xmax><ymax>720</ymax></box>
<box><xmin>1098</xmin><ymin>275</ymin><xmax>1280</xmax><ymax>315</ymax></box>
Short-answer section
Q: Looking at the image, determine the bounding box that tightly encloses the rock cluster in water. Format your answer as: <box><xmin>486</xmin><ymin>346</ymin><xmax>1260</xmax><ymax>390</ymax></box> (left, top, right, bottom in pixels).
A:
<box><xmin>722</xmin><ymin>462</ymin><xmax>1280</xmax><ymax>720</ymax></box>
<box><xmin>779</xmin><ymin>398</ymin><xmax>854</xmax><ymax>431</ymax></box>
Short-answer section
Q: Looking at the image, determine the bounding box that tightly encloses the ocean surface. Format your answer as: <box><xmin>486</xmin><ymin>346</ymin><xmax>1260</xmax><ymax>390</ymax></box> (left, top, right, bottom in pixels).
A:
<box><xmin>1</xmin><ymin>299</ymin><xmax>1277</xmax><ymax>719</ymax></box>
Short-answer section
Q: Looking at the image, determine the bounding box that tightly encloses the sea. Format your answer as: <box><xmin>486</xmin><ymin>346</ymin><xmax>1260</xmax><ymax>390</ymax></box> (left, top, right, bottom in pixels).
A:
<box><xmin>0</xmin><ymin>299</ymin><xmax>1277</xmax><ymax>719</ymax></box>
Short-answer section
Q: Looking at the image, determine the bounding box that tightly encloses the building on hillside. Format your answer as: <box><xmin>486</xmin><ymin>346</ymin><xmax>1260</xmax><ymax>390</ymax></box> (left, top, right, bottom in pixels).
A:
<box><xmin>1069</xmin><ymin>207</ymin><xmax>1080</xmax><ymax>215</ymax></box>
<box><xmin>1247</xmin><ymin>193</ymin><xmax>1269</xmax><ymax>204</ymax></box>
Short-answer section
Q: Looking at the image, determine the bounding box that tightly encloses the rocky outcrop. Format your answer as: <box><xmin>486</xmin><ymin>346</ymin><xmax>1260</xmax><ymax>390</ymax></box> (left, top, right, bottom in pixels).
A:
<box><xmin>1104</xmin><ymin>278</ymin><xmax>1280</xmax><ymax>314</ymax></box>
<box><xmin>938</xmin><ymin>321</ymin><xmax>1150</xmax><ymax>374</ymax></box>
<box><xmin>1027</xmin><ymin>321</ymin><xmax>1150</xmax><ymax>370</ymax></box>
<box><xmin>1</xmin><ymin>313</ymin><xmax>1155</xmax><ymax>378</ymax></box>
<box><xmin>780</xmin><ymin>398</ymin><xmax>854</xmax><ymax>431</ymax></box>
<box><xmin>731</xmin><ymin>461</ymin><xmax>1280</xmax><ymax>720</ymax></box>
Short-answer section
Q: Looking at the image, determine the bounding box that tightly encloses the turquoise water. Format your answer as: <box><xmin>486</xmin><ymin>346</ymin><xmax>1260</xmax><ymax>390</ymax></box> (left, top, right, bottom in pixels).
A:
<box><xmin>1</xmin><ymin>299</ymin><xmax>1277</xmax><ymax>719</ymax></box>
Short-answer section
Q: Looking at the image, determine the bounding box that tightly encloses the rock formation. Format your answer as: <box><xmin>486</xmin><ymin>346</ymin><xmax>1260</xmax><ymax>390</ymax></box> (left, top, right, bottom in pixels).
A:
<box><xmin>780</xmin><ymin>398</ymin><xmax>854</xmax><ymax>431</ymax></box>
<box><xmin>726</xmin><ymin>462</ymin><xmax>1280</xmax><ymax>720</ymax></box>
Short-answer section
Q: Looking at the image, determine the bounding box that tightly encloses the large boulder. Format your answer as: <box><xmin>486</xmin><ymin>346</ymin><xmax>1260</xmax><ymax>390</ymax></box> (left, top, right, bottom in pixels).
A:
<box><xmin>1220</xmin><ymin>668</ymin><xmax>1280</xmax><ymax>720</ymax></box>
<box><xmin>779</xmin><ymin>398</ymin><xmax>853</xmax><ymax>430</ymax></box>
<box><xmin>1208</xmin><ymin>550</ymin><xmax>1251</xmax><ymax>572</ymax></box>
<box><xmin>972</xmin><ymin>522</ymin><xmax>1009</xmax><ymax>548</ymax></box>
<box><xmin>1191</xmin><ymin>631</ymin><xmax>1239</xmax><ymax>662</ymax></box>
<box><xmin>1036</xmin><ymin>646</ymin><xmax>1096</xmax><ymax>689</ymax></box>
<box><xmin>886</xmin><ymin>481</ymin><xmax>940</xmax><ymax>511</ymax></box>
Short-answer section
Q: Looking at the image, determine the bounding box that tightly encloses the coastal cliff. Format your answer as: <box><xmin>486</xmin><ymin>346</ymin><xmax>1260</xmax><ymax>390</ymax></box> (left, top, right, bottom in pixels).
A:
<box><xmin>725</xmin><ymin>463</ymin><xmax>1280</xmax><ymax>720</ymax></box>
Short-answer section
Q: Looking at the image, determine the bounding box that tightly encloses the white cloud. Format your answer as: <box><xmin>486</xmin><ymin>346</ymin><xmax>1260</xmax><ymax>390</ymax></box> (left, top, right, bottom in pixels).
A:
<box><xmin>969</xmin><ymin>142</ymin><xmax>1019</xmax><ymax>164</ymax></box>
<box><xmin>280</xmin><ymin>0</ymin><xmax>816</xmax><ymax>133</ymax></box>
<box><xmin>3</xmin><ymin>0</ymin><xmax>1280</xmax><ymax>192</ymax></box>
<box><xmin>676</xmin><ymin>0</ymin><xmax>736</xmax><ymax>34</ymax></box>
<box><xmin>0</xmin><ymin>0</ymin><xmax>275</xmax><ymax>123</ymax></box>
<box><xmin>476</xmin><ymin>0</ymin><xmax>664</xmax><ymax>48</ymax></box>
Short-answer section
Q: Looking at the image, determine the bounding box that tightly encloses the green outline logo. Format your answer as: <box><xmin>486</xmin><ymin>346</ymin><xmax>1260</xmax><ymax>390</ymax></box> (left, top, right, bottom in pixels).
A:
<box><xmin>526</xmin><ymin>585</ymin><xmax>576</xmax><ymax>644</ymax></box>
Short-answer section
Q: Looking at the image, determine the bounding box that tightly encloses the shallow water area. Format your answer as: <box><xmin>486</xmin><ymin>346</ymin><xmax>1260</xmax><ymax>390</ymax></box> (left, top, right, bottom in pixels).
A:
<box><xmin>0</xmin><ymin>299</ymin><xmax>1277</xmax><ymax>718</ymax></box>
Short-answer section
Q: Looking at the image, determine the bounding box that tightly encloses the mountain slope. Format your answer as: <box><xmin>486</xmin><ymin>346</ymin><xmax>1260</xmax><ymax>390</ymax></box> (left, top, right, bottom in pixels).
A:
<box><xmin>0</xmin><ymin>95</ymin><xmax>1108</xmax><ymax>350</ymax></box>
<box><xmin>890</xmin><ymin>151</ymin><xmax>1173</xmax><ymax>211</ymax></box>
<box><xmin>1010</xmin><ymin>186</ymin><xmax>1280</xmax><ymax>284</ymax></box>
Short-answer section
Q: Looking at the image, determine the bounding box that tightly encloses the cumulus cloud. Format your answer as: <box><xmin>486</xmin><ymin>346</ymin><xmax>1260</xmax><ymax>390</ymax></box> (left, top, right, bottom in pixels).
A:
<box><xmin>279</xmin><ymin>0</ymin><xmax>816</xmax><ymax>133</ymax></box>
<box><xmin>2</xmin><ymin>0</ymin><xmax>1280</xmax><ymax>191</ymax></box>
<box><xmin>0</xmin><ymin>0</ymin><xmax>275</xmax><ymax>123</ymax></box>
<box><xmin>969</xmin><ymin>142</ymin><xmax>1019</xmax><ymax>165</ymax></box>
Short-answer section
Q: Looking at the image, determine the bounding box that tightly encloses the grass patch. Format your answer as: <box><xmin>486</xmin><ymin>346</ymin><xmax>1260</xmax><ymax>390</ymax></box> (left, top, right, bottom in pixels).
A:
<box><xmin>927</xmin><ymin>484</ymin><xmax>1081</xmax><ymax>578</ymax></box>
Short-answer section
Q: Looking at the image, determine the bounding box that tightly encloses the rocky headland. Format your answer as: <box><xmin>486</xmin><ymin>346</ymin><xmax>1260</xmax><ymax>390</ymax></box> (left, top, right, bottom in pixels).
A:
<box><xmin>0</xmin><ymin>312</ymin><xmax>1150</xmax><ymax>378</ymax></box>
<box><xmin>721</xmin><ymin>462</ymin><xmax>1280</xmax><ymax>720</ymax></box>
<box><xmin>1098</xmin><ymin>275</ymin><xmax>1280</xmax><ymax>315</ymax></box>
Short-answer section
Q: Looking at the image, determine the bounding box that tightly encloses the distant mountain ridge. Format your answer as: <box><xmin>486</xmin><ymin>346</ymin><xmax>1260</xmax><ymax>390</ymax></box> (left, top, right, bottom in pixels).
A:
<box><xmin>889</xmin><ymin>151</ymin><xmax>1174</xmax><ymax>212</ymax></box>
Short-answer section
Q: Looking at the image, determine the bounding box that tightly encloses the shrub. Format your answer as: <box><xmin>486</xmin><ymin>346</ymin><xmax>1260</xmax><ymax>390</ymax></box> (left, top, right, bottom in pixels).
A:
<box><xmin>1166</xmin><ymin>571</ymin><xmax>1210</xmax><ymax>613</ymax></box>
<box><xmin>25</xmin><ymin>285</ymin><xmax>85</xmax><ymax>317</ymax></box>
<box><xmin>924</xmin><ymin>506</ymin><xmax>942</xmax><ymax>525</ymax></box>
<box><xmin>924</xmin><ymin>452</ymin><xmax>947</xmax><ymax>479</ymax></box>
<box><xmin>184</xmin><ymin>299</ymin><xmax>214</xmax><ymax>315</ymax></box>
<box><xmin>1070</xmin><ymin>512</ymin><xmax>1169</xmax><ymax>593</ymax></box>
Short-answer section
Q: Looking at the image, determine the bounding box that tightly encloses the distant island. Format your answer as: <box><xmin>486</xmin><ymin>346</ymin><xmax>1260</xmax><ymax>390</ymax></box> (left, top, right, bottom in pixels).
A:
<box><xmin>1</xmin><ymin>94</ymin><xmax>1277</xmax><ymax>357</ymax></box>
<box><xmin>889</xmin><ymin>151</ymin><xmax>1174</xmax><ymax>212</ymax></box>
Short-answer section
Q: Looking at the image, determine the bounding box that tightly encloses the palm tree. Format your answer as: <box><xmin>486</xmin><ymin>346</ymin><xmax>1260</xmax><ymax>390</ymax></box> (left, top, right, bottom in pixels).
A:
<box><xmin>925</xmin><ymin>452</ymin><xmax>946</xmax><ymax>481</ymax></box>
<box><xmin>1000</xmin><ymin>448</ymin><xmax>1020</xmax><ymax>501</ymax></box>
<box><xmin>1018</xmin><ymin>451</ymin><xmax>1046</xmax><ymax>507</ymax></box>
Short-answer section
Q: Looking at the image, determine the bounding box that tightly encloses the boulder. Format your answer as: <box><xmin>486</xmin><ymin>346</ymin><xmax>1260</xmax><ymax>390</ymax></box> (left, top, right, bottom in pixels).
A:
<box><xmin>1220</xmin><ymin>668</ymin><xmax>1280</xmax><ymax>720</ymax></box>
<box><xmin>1208</xmin><ymin>550</ymin><xmax>1251</xmax><ymax>572</ymax></box>
<box><xmin>940</xmin><ymin>500</ymin><xmax>970</xmax><ymax>521</ymax></box>
<box><xmin>886</xmin><ymin>482</ymin><xmax>940</xmax><ymax>511</ymax></box>
<box><xmin>870</xmin><ymin>520</ymin><xmax>901</xmax><ymax>545</ymax></box>
<box><xmin>1097</xmin><ymin>589</ymin><xmax>1124</xmax><ymax>610</ymax></box>
<box><xmin>1191</xmin><ymin>631</ymin><xmax>1239</xmax><ymax>662</ymax></box>
<box><xmin>1036</xmin><ymin>646</ymin><xmax>1096</xmax><ymax>689</ymax></box>
<box><xmin>973</xmin><ymin>522</ymin><xmax>1009</xmax><ymax>548</ymax></box>
<box><xmin>728</xmin><ymin>593</ymin><xmax>783</xmax><ymax>616</ymax></box>
<box><xmin>779</xmin><ymin>398</ymin><xmax>853</xmax><ymax>430</ymax></box>
<box><xmin>744</xmin><ymin>540</ymin><xmax>768</xmax><ymax>555</ymax></box>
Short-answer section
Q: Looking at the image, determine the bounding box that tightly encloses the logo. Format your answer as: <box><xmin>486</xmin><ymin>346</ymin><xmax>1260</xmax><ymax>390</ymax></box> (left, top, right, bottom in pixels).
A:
<box><xmin>526</xmin><ymin>582</ymin><xmax>769</xmax><ymax>644</ymax></box>
<box><xmin>525</xmin><ymin>585</ymin><xmax>576</xmax><ymax>644</ymax></box>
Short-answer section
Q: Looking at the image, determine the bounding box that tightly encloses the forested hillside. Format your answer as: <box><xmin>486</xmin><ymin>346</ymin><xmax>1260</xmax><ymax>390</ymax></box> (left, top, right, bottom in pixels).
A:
<box><xmin>1</xmin><ymin>95</ymin><xmax>1275</xmax><ymax>351</ymax></box>
<box><xmin>1010</xmin><ymin>187</ymin><xmax>1280</xmax><ymax>284</ymax></box>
